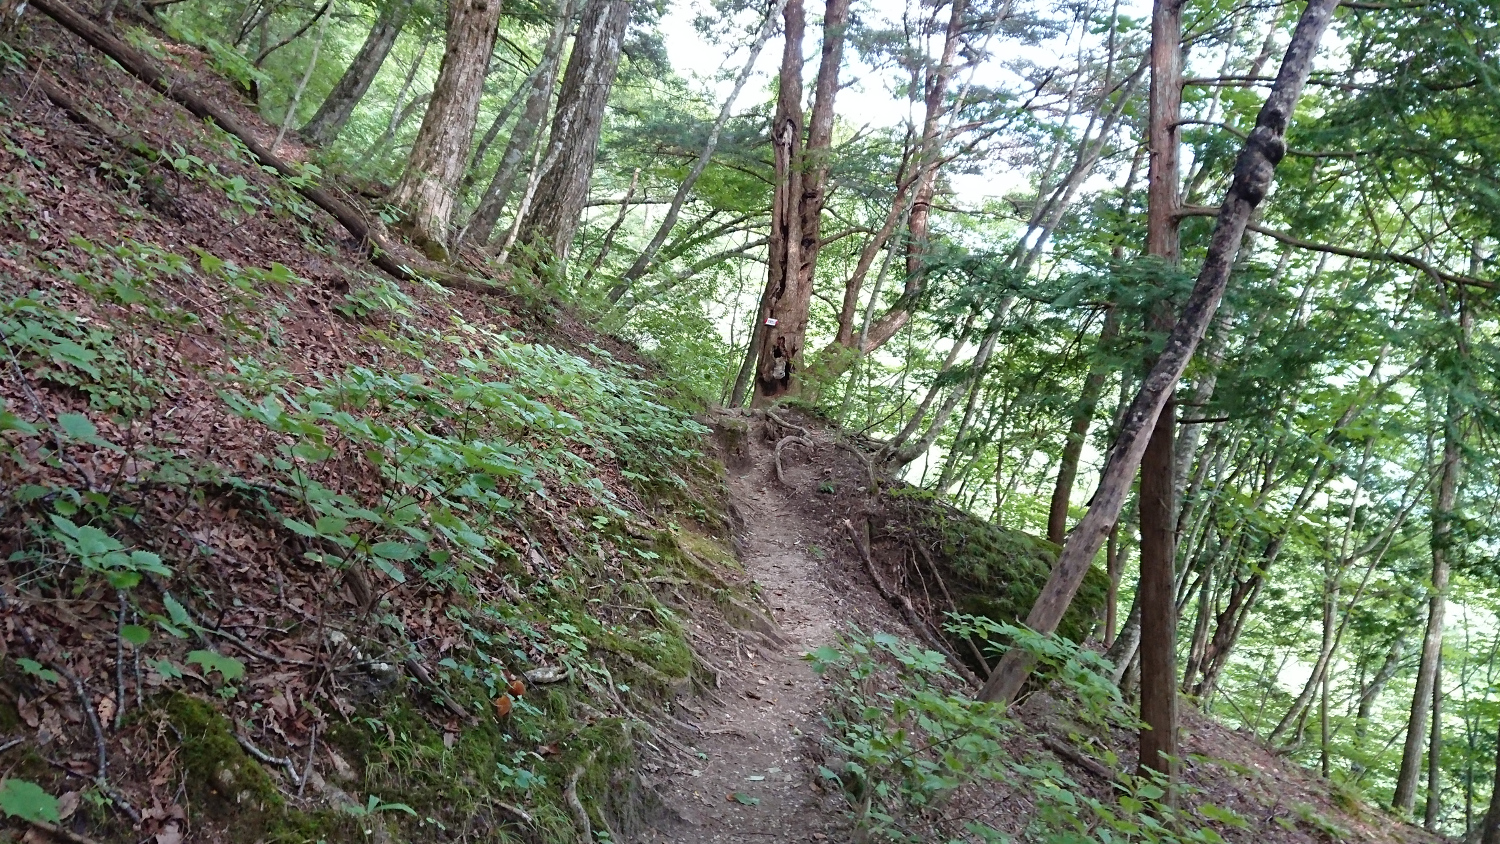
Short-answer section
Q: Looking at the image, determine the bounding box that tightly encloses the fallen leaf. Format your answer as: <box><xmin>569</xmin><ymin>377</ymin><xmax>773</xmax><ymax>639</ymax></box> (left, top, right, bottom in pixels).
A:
<box><xmin>156</xmin><ymin>821</ymin><xmax>184</xmax><ymax>844</ymax></box>
<box><xmin>728</xmin><ymin>792</ymin><xmax>760</xmax><ymax>805</ymax></box>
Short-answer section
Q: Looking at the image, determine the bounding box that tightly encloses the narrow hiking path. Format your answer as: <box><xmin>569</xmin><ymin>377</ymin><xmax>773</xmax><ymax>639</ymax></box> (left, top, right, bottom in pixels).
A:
<box><xmin>642</xmin><ymin>413</ymin><xmax>910</xmax><ymax>842</ymax></box>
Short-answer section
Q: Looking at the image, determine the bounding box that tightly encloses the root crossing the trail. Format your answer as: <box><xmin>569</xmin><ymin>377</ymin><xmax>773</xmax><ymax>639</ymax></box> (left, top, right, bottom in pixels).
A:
<box><xmin>643</xmin><ymin>411</ymin><xmax>917</xmax><ymax>842</ymax></box>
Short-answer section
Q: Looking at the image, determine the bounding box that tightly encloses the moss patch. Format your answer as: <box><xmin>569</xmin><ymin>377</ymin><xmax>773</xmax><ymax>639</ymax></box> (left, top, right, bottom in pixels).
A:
<box><xmin>165</xmin><ymin>692</ymin><xmax>283</xmax><ymax>818</ymax></box>
<box><xmin>879</xmin><ymin>488</ymin><xmax>1108</xmax><ymax>672</ymax></box>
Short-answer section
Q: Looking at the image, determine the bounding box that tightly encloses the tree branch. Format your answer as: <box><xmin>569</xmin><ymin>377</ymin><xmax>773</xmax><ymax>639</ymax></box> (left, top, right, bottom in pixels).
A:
<box><xmin>1177</xmin><ymin>205</ymin><xmax>1494</xmax><ymax>290</ymax></box>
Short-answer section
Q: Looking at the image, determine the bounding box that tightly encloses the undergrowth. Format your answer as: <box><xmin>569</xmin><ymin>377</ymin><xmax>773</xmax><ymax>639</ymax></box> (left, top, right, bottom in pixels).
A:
<box><xmin>0</xmin><ymin>169</ymin><xmax>727</xmax><ymax>841</ymax></box>
<box><xmin>810</xmin><ymin>620</ymin><xmax>1250</xmax><ymax>843</ymax></box>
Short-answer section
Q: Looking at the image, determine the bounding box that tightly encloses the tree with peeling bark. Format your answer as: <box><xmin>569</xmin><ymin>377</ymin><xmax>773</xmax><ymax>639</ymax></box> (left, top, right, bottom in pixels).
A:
<box><xmin>386</xmin><ymin>0</ymin><xmax>507</xmax><ymax>257</ymax></box>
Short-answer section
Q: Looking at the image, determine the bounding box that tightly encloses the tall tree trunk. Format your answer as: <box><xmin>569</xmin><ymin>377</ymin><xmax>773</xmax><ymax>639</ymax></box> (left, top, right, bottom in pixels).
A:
<box><xmin>1426</xmin><ymin>652</ymin><xmax>1444</xmax><ymax>829</ymax></box>
<box><xmin>750</xmin><ymin>0</ymin><xmax>851</xmax><ymax>404</ymax></box>
<box><xmin>1136</xmin><ymin>0</ymin><xmax>1182</xmax><ymax>790</ymax></box>
<box><xmin>388</xmin><ymin>0</ymin><xmax>506</xmax><ymax>257</ymax></box>
<box><xmin>1395</xmin><ymin>374</ymin><xmax>1465</xmax><ymax>813</ymax></box>
<box><xmin>513</xmin><ymin>0</ymin><xmax>632</xmax><ymax>270</ymax></box>
<box><xmin>605</xmin><ymin>0</ymin><xmax>787</xmax><ymax>303</ymax></box>
<box><xmin>461</xmin><ymin>0</ymin><xmax>573</xmax><ymax>246</ymax></box>
<box><xmin>1047</xmin><ymin>307</ymin><xmax>1120</xmax><ymax>544</ymax></box>
<box><xmin>1482</xmin><ymin>726</ymin><xmax>1500</xmax><ymax>844</ymax></box>
<box><xmin>301</xmin><ymin>0</ymin><xmax>411</xmax><ymax>145</ymax></box>
<box><xmin>976</xmin><ymin>0</ymin><xmax>1339</xmax><ymax>705</ymax></box>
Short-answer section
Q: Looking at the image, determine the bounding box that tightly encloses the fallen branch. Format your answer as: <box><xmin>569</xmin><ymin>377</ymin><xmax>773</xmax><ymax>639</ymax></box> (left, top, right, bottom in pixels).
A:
<box><xmin>28</xmin><ymin>0</ymin><xmax>504</xmax><ymax>296</ymax></box>
<box><xmin>841</xmin><ymin>519</ymin><xmax>980</xmax><ymax>686</ymax></box>
<box><xmin>235</xmin><ymin>733</ymin><xmax>302</xmax><ymax>788</ymax></box>
<box><xmin>17</xmin><ymin>818</ymin><xmax>104</xmax><ymax>844</ymax></box>
<box><xmin>1042</xmin><ymin>736</ymin><xmax>1114</xmax><ymax>781</ymax></box>
<box><xmin>773</xmin><ymin>435</ymin><xmax>813</xmax><ymax>486</ymax></box>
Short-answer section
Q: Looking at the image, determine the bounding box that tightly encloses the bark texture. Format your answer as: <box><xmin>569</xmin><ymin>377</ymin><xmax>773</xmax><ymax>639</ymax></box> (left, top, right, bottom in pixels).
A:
<box><xmin>513</xmin><ymin>0</ymin><xmax>632</xmax><ymax>268</ymax></box>
<box><xmin>977</xmin><ymin>0</ymin><xmax>1339</xmax><ymax>705</ymax></box>
<box><xmin>462</xmin><ymin>0</ymin><xmax>573</xmax><ymax>246</ymax></box>
<box><xmin>1395</xmin><ymin>385</ymin><xmax>1465</xmax><ymax>811</ymax></box>
<box><xmin>388</xmin><ymin>0</ymin><xmax>506</xmax><ymax>256</ymax></box>
<box><xmin>301</xmin><ymin>0</ymin><xmax>410</xmax><ymax>146</ymax></box>
<box><xmin>751</xmin><ymin>0</ymin><xmax>851</xmax><ymax>405</ymax></box>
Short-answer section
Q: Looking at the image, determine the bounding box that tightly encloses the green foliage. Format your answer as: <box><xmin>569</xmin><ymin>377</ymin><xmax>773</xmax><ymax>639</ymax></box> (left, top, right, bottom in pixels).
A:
<box><xmin>0</xmin><ymin>779</ymin><xmax>61</xmax><ymax>825</ymax></box>
<box><xmin>812</xmin><ymin>627</ymin><xmax>1239</xmax><ymax>843</ymax></box>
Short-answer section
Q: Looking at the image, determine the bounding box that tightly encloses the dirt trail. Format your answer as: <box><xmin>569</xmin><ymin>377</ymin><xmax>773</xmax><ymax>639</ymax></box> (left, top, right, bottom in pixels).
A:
<box><xmin>642</xmin><ymin>416</ymin><xmax>897</xmax><ymax>842</ymax></box>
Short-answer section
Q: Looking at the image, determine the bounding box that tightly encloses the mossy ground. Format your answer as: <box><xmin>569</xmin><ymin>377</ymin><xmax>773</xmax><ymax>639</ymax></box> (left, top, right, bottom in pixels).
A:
<box><xmin>879</xmin><ymin>486</ymin><xmax>1108</xmax><ymax>672</ymax></box>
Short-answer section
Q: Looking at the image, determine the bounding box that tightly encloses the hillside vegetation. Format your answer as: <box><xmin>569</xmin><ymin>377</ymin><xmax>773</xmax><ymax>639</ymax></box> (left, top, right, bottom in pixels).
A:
<box><xmin>1</xmin><ymin>0</ymin><xmax>1498</xmax><ymax>840</ymax></box>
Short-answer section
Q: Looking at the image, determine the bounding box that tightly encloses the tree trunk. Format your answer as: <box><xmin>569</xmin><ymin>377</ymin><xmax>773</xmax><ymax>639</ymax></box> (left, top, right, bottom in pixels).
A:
<box><xmin>1426</xmin><ymin>652</ymin><xmax>1444</xmax><ymax>829</ymax></box>
<box><xmin>461</xmin><ymin>0</ymin><xmax>573</xmax><ymax>246</ymax></box>
<box><xmin>301</xmin><ymin>0</ymin><xmax>411</xmax><ymax>146</ymax></box>
<box><xmin>606</xmin><ymin>0</ymin><xmax>787</xmax><ymax>303</ymax></box>
<box><xmin>272</xmin><ymin>4</ymin><xmax>332</xmax><ymax>153</ymax></box>
<box><xmin>976</xmin><ymin>0</ymin><xmax>1339</xmax><ymax>705</ymax></box>
<box><xmin>580</xmin><ymin>167</ymin><xmax>639</xmax><ymax>289</ymax></box>
<box><xmin>1135</xmin><ymin>0</ymin><xmax>1182</xmax><ymax>790</ymax></box>
<box><xmin>1395</xmin><ymin>380</ymin><xmax>1465</xmax><ymax>813</ymax></box>
<box><xmin>513</xmin><ymin>0</ymin><xmax>632</xmax><ymax>270</ymax></box>
<box><xmin>1482</xmin><ymin>726</ymin><xmax>1500</xmax><ymax>844</ymax></box>
<box><xmin>388</xmin><ymin>0</ymin><xmax>506</xmax><ymax>257</ymax></box>
<box><xmin>460</xmin><ymin>61</ymin><xmax>542</xmax><ymax>200</ymax></box>
<box><xmin>750</xmin><ymin>0</ymin><xmax>851</xmax><ymax>404</ymax></box>
<box><xmin>1047</xmin><ymin>308</ymin><xmax>1119</xmax><ymax>544</ymax></box>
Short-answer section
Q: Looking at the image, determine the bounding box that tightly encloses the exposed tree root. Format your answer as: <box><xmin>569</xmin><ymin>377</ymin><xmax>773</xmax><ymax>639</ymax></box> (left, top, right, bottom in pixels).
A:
<box><xmin>841</xmin><ymin>518</ymin><xmax>979</xmax><ymax>686</ymax></box>
<box><xmin>774</xmin><ymin>435</ymin><xmax>814</xmax><ymax>486</ymax></box>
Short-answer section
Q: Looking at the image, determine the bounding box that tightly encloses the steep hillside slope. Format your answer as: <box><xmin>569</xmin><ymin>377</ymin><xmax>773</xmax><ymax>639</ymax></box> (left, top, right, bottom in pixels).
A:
<box><xmin>0</xmin><ymin>12</ymin><xmax>1452</xmax><ymax>844</ymax></box>
<box><xmin>0</xmin><ymin>15</ymin><xmax>769</xmax><ymax>843</ymax></box>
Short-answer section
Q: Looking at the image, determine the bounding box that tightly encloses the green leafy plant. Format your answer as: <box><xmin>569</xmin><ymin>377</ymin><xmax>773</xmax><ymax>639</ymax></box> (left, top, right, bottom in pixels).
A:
<box><xmin>0</xmin><ymin>779</ymin><xmax>61</xmax><ymax>825</ymax></box>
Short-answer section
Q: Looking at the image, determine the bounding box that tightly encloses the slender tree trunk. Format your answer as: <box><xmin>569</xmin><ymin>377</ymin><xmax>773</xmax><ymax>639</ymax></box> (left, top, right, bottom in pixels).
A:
<box><xmin>388</xmin><ymin>0</ymin><xmax>506</xmax><ymax>257</ymax></box>
<box><xmin>1426</xmin><ymin>653</ymin><xmax>1444</xmax><ymax>829</ymax></box>
<box><xmin>581</xmin><ymin>167</ymin><xmax>639</xmax><ymax>289</ymax></box>
<box><xmin>301</xmin><ymin>0</ymin><xmax>411</xmax><ymax>145</ymax></box>
<box><xmin>750</xmin><ymin>0</ymin><xmax>851</xmax><ymax>404</ymax></box>
<box><xmin>1047</xmin><ymin>307</ymin><xmax>1119</xmax><ymax>544</ymax></box>
<box><xmin>513</xmin><ymin>0</ymin><xmax>632</xmax><ymax>271</ymax></box>
<box><xmin>606</xmin><ymin>0</ymin><xmax>787</xmax><ymax>303</ymax></box>
<box><xmin>460</xmin><ymin>62</ymin><xmax>542</xmax><ymax>200</ymax></box>
<box><xmin>461</xmin><ymin>0</ymin><xmax>573</xmax><ymax>246</ymax></box>
<box><xmin>272</xmin><ymin>4</ymin><xmax>332</xmax><ymax>153</ymax></box>
<box><xmin>1395</xmin><ymin>379</ymin><xmax>1466</xmax><ymax>813</ymax></box>
<box><xmin>976</xmin><ymin>0</ymin><xmax>1339</xmax><ymax>705</ymax></box>
<box><xmin>364</xmin><ymin>29</ymin><xmax>431</xmax><ymax>166</ymax></box>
